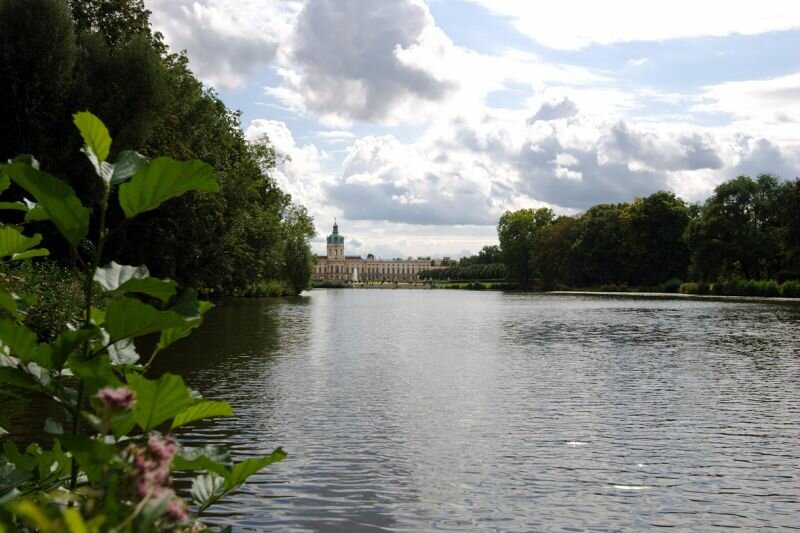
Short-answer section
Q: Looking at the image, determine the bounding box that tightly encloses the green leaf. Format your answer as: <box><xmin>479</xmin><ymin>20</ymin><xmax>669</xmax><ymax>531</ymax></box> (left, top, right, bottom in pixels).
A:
<box><xmin>67</xmin><ymin>354</ymin><xmax>120</xmax><ymax>397</ymax></box>
<box><xmin>190</xmin><ymin>473</ymin><xmax>225</xmax><ymax>510</ymax></box>
<box><xmin>111</xmin><ymin>150</ymin><xmax>148</xmax><ymax>185</ymax></box>
<box><xmin>24</xmin><ymin>203</ymin><xmax>49</xmax><ymax>222</ymax></box>
<box><xmin>62</xmin><ymin>507</ymin><xmax>89</xmax><ymax>533</ymax></box>
<box><xmin>128</xmin><ymin>373</ymin><xmax>192</xmax><ymax>431</ymax></box>
<box><xmin>118</xmin><ymin>157</ymin><xmax>217</xmax><ymax>218</ymax></box>
<box><xmin>0</xmin><ymin>201</ymin><xmax>27</xmax><ymax>211</ymax></box>
<box><xmin>0</xmin><ymin>286</ymin><xmax>18</xmax><ymax>318</ymax></box>
<box><xmin>94</xmin><ymin>261</ymin><xmax>149</xmax><ymax>291</ymax></box>
<box><xmin>95</xmin><ymin>262</ymin><xmax>177</xmax><ymax>302</ymax></box>
<box><xmin>171</xmin><ymin>401</ymin><xmax>233</xmax><ymax>429</ymax></box>
<box><xmin>107</xmin><ymin>338</ymin><xmax>139</xmax><ymax>366</ymax></box>
<box><xmin>3</xmin><ymin>163</ymin><xmax>89</xmax><ymax>247</ymax></box>
<box><xmin>43</xmin><ymin>418</ymin><xmax>63</xmax><ymax>435</ymax></box>
<box><xmin>224</xmin><ymin>449</ymin><xmax>287</xmax><ymax>491</ymax></box>
<box><xmin>11</xmin><ymin>249</ymin><xmax>49</xmax><ymax>261</ymax></box>
<box><xmin>0</xmin><ymin>172</ymin><xmax>9</xmax><ymax>193</ymax></box>
<box><xmin>73</xmin><ymin>111</ymin><xmax>111</xmax><ymax>163</ymax></box>
<box><xmin>0</xmin><ymin>227</ymin><xmax>42</xmax><ymax>259</ymax></box>
<box><xmin>50</xmin><ymin>328</ymin><xmax>97</xmax><ymax>370</ymax></box>
<box><xmin>172</xmin><ymin>445</ymin><xmax>230</xmax><ymax>477</ymax></box>
<box><xmin>59</xmin><ymin>435</ymin><xmax>115</xmax><ymax>483</ymax></box>
<box><xmin>105</xmin><ymin>297</ymin><xmax>187</xmax><ymax>342</ymax></box>
<box><xmin>0</xmin><ymin>319</ymin><xmax>38</xmax><ymax>362</ymax></box>
<box><xmin>159</xmin><ymin>291</ymin><xmax>213</xmax><ymax>350</ymax></box>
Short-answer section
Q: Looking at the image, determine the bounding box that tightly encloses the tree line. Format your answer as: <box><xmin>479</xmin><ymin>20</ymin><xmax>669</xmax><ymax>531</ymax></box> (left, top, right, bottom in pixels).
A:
<box><xmin>0</xmin><ymin>0</ymin><xmax>314</xmax><ymax>296</ymax></box>
<box><xmin>496</xmin><ymin>174</ymin><xmax>800</xmax><ymax>291</ymax></box>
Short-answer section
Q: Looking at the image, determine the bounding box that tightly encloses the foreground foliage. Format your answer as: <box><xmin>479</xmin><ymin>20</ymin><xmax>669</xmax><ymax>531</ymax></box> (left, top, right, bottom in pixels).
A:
<box><xmin>0</xmin><ymin>113</ymin><xmax>285</xmax><ymax>531</ymax></box>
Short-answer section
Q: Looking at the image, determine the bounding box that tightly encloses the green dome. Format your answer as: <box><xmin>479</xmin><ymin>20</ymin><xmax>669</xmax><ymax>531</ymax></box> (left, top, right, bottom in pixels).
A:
<box><xmin>326</xmin><ymin>222</ymin><xmax>344</xmax><ymax>245</ymax></box>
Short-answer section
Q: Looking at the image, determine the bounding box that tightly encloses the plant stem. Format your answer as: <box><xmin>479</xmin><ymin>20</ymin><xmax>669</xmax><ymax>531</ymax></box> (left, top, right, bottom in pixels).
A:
<box><xmin>70</xmin><ymin>183</ymin><xmax>111</xmax><ymax>493</ymax></box>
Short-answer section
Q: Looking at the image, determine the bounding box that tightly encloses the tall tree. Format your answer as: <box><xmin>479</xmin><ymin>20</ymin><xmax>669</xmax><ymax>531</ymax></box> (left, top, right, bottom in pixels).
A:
<box><xmin>497</xmin><ymin>208</ymin><xmax>554</xmax><ymax>285</ymax></box>
<box><xmin>621</xmin><ymin>191</ymin><xmax>690</xmax><ymax>285</ymax></box>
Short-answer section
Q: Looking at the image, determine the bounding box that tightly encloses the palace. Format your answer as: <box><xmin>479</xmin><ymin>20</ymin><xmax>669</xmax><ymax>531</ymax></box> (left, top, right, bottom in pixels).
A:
<box><xmin>313</xmin><ymin>222</ymin><xmax>437</xmax><ymax>282</ymax></box>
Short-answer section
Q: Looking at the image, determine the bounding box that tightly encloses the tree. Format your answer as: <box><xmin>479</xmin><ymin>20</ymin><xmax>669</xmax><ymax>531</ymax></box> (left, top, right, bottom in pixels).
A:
<box><xmin>686</xmin><ymin>175</ymin><xmax>782</xmax><ymax>280</ymax></box>
<box><xmin>569</xmin><ymin>203</ymin><xmax>627</xmax><ymax>286</ymax></box>
<box><xmin>532</xmin><ymin>216</ymin><xmax>577</xmax><ymax>289</ymax></box>
<box><xmin>280</xmin><ymin>205</ymin><xmax>316</xmax><ymax>294</ymax></box>
<box><xmin>497</xmin><ymin>208</ymin><xmax>554</xmax><ymax>285</ymax></box>
<box><xmin>621</xmin><ymin>191</ymin><xmax>690</xmax><ymax>285</ymax></box>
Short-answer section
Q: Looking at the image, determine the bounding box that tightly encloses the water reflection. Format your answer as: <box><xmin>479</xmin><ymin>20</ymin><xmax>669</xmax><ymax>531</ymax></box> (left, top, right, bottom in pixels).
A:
<box><xmin>158</xmin><ymin>291</ymin><xmax>800</xmax><ymax>531</ymax></box>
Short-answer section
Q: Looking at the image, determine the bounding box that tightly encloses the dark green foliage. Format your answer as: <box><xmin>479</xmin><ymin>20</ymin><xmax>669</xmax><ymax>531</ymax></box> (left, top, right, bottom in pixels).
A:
<box><xmin>0</xmin><ymin>0</ymin><xmax>315</xmax><ymax>296</ymax></box>
<box><xmin>497</xmin><ymin>208</ymin><xmax>554</xmax><ymax>285</ymax></box>
<box><xmin>419</xmin><ymin>263</ymin><xmax>507</xmax><ymax>281</ymax></box>
<box><xmin>780</xmin><ymin>280</ymin><xmax>800</xmax><ymax>298</ymax></box>
<box><xmin>661</xmin><ymin>278</ymin><xmax>682</xmax><ymax>293</ymax></box>
<box><xmin>0</xmin><ymin>261</ymin><xmax>84</xmax><ymax>341</ymax></box>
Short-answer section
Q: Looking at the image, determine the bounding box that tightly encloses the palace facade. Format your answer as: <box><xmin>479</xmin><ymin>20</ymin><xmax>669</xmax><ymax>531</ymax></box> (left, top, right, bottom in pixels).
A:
<box><xmin>313</xmin><ymin>222</ymin><xmax>438</xmax><ymax>282</ymax></box>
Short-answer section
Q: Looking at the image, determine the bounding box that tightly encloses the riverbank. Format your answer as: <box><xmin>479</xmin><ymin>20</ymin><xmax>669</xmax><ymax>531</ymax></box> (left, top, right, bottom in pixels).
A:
<box><xmin>548</xmin><ymin>290</ymin><xmax>800</xmax><ymax>304</ymax></box>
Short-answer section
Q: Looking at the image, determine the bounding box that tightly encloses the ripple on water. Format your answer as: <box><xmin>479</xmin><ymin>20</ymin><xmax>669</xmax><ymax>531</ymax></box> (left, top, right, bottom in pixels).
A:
<box><xmin>154</xmin><ymin>291</ymin><xmax>800</xmax><ymax>531</ymax></box>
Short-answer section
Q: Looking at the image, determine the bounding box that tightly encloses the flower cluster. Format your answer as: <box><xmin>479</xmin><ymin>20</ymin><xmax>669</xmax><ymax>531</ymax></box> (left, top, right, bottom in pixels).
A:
<box><xmin>96</xmin><ymin>386</ymin><xmax>136</xmax><ymax>410</ymax></box>
<box><xmin>127</xmin><ymin>435</ymin><xmax>189</xmax><ymax>524</ymax></box>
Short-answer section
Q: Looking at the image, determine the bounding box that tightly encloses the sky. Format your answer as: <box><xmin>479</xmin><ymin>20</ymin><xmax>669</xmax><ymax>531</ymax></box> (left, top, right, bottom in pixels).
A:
<box><xmin>146</xmin><ymin>0</ymin><xmax>800</xmax><ymax>259</ymax></box>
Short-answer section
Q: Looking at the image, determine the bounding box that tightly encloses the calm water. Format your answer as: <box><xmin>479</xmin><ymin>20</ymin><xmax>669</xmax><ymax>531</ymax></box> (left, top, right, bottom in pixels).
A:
<box><xmin>153</xmin><ymin>290</ymin><xmax>800</xmax><ymax>531</ymax></box>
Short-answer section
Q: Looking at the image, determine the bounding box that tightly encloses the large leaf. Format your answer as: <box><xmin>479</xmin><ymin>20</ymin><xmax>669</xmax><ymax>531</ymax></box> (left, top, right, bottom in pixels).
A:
<box><xmin>0</xmin><ymin>172</ymin><xmax>8</xmax><ymax>193</ymax></box>
<box><xmin>0</xmin><ymin>227</ymin><xmax>43</xmax><ymax>259</ymax></box>
<box><xmin>118</xmin><ymin>157</ymin><xmax>217</xmax><ymax>218</ymax></box>
<box><xmin>190</xmin><ymin>473</ymin><xmax>225</xmax><ymax>510</ymax></box>
<box><xmin>128</xmin><ymin>373</ymin><xmax>192</xmax><ymax>431</ymax></box>
<box><xmin>73</xmin><ymin>112</ymin><xmax>111</xmax><ymax>163</ymax></box>
<box><xmin>0</xmin><ymin>319</ymin><xmax>38</xmax><ymax>363</ymax></box>
<box><xmin>3</xmin><ymin>163</ymin><xmax>89</xmax><ymax>247</ymax></box>
<box><xmin>172</xmin><ymin>445</ymin><xmax>230</xmax><ymax>476</ymax></box>
<box><xmin>171</xmin><ymin>401</ymin><xmax>233</xmax><ymax>429</ymax></box>
<box><xmin>94</xmin><ymin>262</ymin><xmax>177</xmax><ymax>302</ymax></box>
<box><xmin>94</xmin><ymin>261</ymin><xmax>148</xmax><ymax>291</ymax></box>
<box><xmin>67</xmin><ymin>354</ymin><xmax>120</xmax><ymax>397</ymax></box>
<box><xmin>50</xmin><ymin>328</ymin><xmax>97</xmax><ymax>370</ymax></box>
<box><xmin>110</xmin><ymin>150</ymin><xmax>148</xmax><ymax>185</ymax></box>
<box><xmin>224</xmin><ymin>449</ymin><xmax>287</xmax><ymax>490</ymax></box>
<box><xmin>158</xmin><ymin>291</ymin><xmax>213</xmax><ymax>350</ymax></box>
<box><xmin>105</xmin><ymin>297</ymin><xmax>187</xmax><ymax>342</ymax></box>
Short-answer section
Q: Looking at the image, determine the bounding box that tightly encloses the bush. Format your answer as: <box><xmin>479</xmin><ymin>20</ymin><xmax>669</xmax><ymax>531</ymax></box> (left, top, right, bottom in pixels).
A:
<box><xmin>243</xmin><ymin>280</ymin><xmax>289</xmax><ymax>297</ymax></box>
<box><xmin>679</xmin><ymin>282</ymin><xmax>698</xmax><ymax>294</ymax></box>
<box><xmin>661</xmin><ymin>278</ymin><xmax>682</xmax><ymax>293</ymax></box>
<box><xmin>0</xmin><ymin>260</ymin><xmax>85</xmax><ymax>340</ymax></box>
<box><xmin>781</xmin><ymin>280</ymin><xmax>800</xmax><ymax>297</ymax></box>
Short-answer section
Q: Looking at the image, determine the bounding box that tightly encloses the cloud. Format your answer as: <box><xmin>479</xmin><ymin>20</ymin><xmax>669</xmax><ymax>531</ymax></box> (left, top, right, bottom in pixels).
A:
<box><xmin>528</xmin><ymin>98</ymin><xmax>579</xmax><ymax>123</ymax></box>
<box><xmin>148</xmin><ymin>0</ymin><xmax>295</xmax><ymax>89</ymax></box>
<box><xmin>269</xmin><ymin>0</ymin><xmax>456</xmax><ymax>125</ymax></box>
<box><xmin>245</xmin><ymin>118</ymin><xmax>337</xmax><ymax>218</ymax></box>
<box><xmin>469</xmin><ymin>1</ymin><xmax>800</xmax><ymax>49</ymax></box>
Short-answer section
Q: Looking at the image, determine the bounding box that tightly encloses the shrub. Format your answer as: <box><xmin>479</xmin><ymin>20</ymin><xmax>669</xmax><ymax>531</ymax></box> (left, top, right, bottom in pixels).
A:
<box><xmin>661</xmin><ymin>278</ymin><xmax>682</xmax><ymax>293</ymax></box>
<box><xmin>697</xmin><ymin>281</ymin><xmax>710</xmax><ymax>295</ymax></box>
<box><xmin>780</xmin><ymin>280</ymin><xmax>800</xmax><ymax>298</ymax></box>
<box><xmin>0</xmin><ymin>260</ymin><xmax>86</xmax><ymax>340</ymax></box>
<box><xmin>679</xmin><ymin>282</ymin><xmax>698</xmax><ymax>294</ymax></box>
<box><xmin>244</xmin><ymin>280</ymin><xmax>289</xmax><ymax>296</ymax></box>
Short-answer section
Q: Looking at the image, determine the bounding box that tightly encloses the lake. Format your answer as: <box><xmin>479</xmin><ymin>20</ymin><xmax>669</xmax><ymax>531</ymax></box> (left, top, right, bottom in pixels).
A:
<box><xmin>153</xmin><ymin>290</ymin><xmax>800</xmax><ymax>531</ymax></box>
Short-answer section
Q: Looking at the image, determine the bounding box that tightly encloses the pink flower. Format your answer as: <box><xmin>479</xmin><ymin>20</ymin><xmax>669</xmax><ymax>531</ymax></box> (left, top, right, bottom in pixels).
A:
<box><xmin>165</xmin><ymin>498</ymin><xmax>189</xmax><ymax>523</ymax></box>
<box><xmin>96</xmin><ymin>387</ymin><xmax>135</xmax><ymax>410</ymax></box>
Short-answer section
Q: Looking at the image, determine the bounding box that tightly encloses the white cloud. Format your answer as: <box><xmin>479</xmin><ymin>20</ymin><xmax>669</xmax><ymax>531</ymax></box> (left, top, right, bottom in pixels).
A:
<box><xmin>245</xmin><ymin>119</ymin><xmax>338</xmax><ymax>221</ymax></box>
<box><xmin>148</xmin><ymin>0</ymin><xmax>297</xmax><ymax>89</ymax></box>
<box><xmin>469</xmin><ymin>1</ymin><xmax>800</xmax><ymax>49</ymax></box>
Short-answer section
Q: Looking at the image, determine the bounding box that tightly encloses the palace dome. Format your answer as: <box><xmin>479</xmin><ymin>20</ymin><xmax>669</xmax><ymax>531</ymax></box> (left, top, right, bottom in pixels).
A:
<box><xmin>326</xmin><ymin>221</ymin><xmax>344</xmax><ymax>245</ymax></box>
